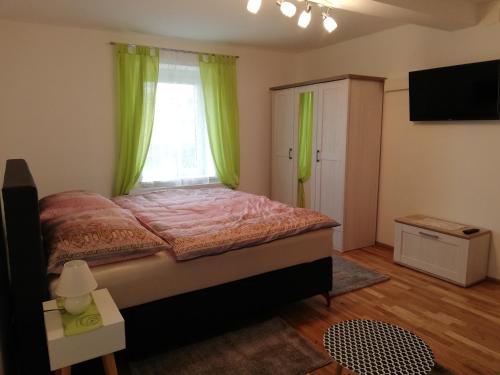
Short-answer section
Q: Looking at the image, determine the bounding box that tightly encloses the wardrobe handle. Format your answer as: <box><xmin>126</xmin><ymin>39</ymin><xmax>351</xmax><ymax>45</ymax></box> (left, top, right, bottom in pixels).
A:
<box><xmin>289</xmin><ymin>148</ymin><xmax>293</xmax><ymax>160</ymax></box>
<box><xmin>316</xmin><ymin>150</ymin><xmax>320</xmax><ymax>163</ymax></box>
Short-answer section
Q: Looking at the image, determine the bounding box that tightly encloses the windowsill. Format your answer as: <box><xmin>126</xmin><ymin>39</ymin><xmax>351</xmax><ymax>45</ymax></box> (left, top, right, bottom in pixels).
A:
<box><xmin>130</xmin><ymin>181</ymin><xmax>226</xmax><ymax>195</ymax></box>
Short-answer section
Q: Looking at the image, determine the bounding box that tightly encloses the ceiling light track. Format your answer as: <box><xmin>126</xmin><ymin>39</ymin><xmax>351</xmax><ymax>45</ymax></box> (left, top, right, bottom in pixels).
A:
<box><xmin>246</xmin><ymin>0</ymin><xmax>337</xmax><ymax>33</ymax></box>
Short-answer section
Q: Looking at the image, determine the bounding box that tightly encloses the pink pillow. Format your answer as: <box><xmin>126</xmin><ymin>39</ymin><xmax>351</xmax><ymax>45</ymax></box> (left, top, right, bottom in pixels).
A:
<box><xmin>40</xmin><ymin>191</ymin><xmax>118</xmax><ymax>223</ymax></box>
<box><xmin>44</xmin><ymin>207</ymin><xmax>169</xmax><ymax>274</ymax></box>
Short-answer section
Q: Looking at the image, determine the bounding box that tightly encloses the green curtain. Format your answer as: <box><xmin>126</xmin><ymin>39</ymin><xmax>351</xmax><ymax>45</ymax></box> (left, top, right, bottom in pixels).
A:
<box><xmin>297</xmin><ymin>92</ymin><xmax>314</xmax><ymax>208</ymax></box>
<box><xmin>198</xmin><ymin>54</ymin><xmax>240</xmax><ymax>189</ymax></box>
<box><xmin>113</xmin><ymin>44</ymin><xmax>159</xmax><ymax>196</ymax></box>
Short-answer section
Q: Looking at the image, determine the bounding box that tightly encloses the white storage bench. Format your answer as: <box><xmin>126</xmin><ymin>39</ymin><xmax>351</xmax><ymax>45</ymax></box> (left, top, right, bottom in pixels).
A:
<box><xmin>394</xmin><ymin>215</ymin><xmax>490</xmax><ymax>287</ymax></box>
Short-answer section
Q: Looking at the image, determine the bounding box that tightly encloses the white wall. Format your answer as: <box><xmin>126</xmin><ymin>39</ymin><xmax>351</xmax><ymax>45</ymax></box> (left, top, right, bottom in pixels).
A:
<box><xmin>0</xmin><ymin>20</ymin><xmax>296</xmax><ymax>198</ymax></box>
<box><xmin>3</xmin><ymin>18</ymin><xmax>500</xmax><ymax>278</ymax></box>
<box><xmin>294</xmin><ymin>23</ymin><xmax>500</xmax><ymax>278</ymax></box>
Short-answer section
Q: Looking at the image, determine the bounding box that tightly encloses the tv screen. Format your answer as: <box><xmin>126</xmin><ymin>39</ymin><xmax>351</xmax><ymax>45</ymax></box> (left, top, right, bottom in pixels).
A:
<box><xmin>409</xmin><ymin>60</ymin><xmax>500</xmax><ymax>121</ymax></box>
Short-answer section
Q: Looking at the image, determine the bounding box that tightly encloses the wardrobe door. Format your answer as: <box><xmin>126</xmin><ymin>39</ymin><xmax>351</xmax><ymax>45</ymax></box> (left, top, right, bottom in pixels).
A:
<box><xmin>294</xmin><ymin>85</ymin><xmax>318</xmax><ymax>209</ymax></box>
<box><xmin>271</xmin><ymin>88</ymin><xmax>295</xmax><ymax>205</ymax></box>
<box><xmin>314</xmin><ymin>80</ymin><xmax>349</xmax><ymax>250</ymax></box>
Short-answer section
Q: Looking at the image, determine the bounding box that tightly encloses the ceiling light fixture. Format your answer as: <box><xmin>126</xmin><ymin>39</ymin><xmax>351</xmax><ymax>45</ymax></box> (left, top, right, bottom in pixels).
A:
<box><xmin>279</xmin><ymin>1</ymin><xmax>297</xmax><ymax>18</ymax></box>
<box><xmin>247</xmin><ymin>0</ymin><xmax>337</xmax><ymax>33</ymax></box>
<box><xmin>322</xmin><ymin>11</ymin><xmax>337</xmax><ymax>33</ymax></box>
<box><xmin>298</xmin><ymin>3</ymin><xmax>312</xmax><ymax>28</ymax></box>
<box><xmin>247</xmin><ymin>0</ymin><xmax>262</xmax><ymax>14</ymax></box>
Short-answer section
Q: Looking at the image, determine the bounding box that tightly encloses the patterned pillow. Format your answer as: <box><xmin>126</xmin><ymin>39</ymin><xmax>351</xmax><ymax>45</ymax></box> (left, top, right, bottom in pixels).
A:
<box><xmin>40</xmin><ymin>190</ymin><xmax>118</xmax><ymax>223</ymax></box>
<box><xmin>44</xmin><ymin>207</ymin><xmax>169</xmax><ymax>274</ymax></box>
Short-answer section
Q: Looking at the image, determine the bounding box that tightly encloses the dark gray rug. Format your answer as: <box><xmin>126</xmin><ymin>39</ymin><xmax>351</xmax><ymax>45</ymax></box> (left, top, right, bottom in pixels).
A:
<box><xmin>331</xmin><ymin>255</ymin><xmax>390</xmax><ymax>296</ymax></box>
<box><xmin>129</xmin><ymin>318</ymin><xmax>331</xmax><ymax>375</ymax></box>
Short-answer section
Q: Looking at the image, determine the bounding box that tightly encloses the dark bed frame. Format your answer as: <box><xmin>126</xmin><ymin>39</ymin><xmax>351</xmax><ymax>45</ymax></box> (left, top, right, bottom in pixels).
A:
<box><xmin>1</xmin><ymin>159</ymin><xmax>333</xmax><ymax>375</ymax></box>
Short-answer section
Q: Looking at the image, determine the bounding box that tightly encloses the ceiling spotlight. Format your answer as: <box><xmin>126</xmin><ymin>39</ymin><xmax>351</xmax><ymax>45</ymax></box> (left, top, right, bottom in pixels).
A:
<box><xmin>323</xmin><ymin>13</ymin><xmax>337</xmax><ymax>33</ymax></box>
<box><xmin>247</xmin><ymin>0</ymin><xmax>262</xmax><ymax>14</ymax></box>
<box><xmin>251</xmin><ymin>1</ymin><xmax>338</xmax><ymax>32</ymax></box>
<box><xmin>298</xmin><ymin>4</ymin><xmax>312</xmax><ymax>28</ymax></box>
<box><xmin>279</xmin><ymin>1</ymin><xmax>297</xmax><ymax>18</ymax></box>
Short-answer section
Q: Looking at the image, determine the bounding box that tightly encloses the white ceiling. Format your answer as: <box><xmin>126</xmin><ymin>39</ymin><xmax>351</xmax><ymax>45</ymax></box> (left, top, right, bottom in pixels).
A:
<box><xmin>0</xmin><ymin>0</ymin><xmax>494</xmax><ymax>51</ymax></box>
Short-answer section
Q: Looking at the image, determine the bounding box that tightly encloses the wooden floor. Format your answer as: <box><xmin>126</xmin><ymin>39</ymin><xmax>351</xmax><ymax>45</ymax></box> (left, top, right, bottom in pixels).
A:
<box><xmin>278</xmin><ymin>246</ymin><xmax>500</xmax><ymax>375</ymax></box>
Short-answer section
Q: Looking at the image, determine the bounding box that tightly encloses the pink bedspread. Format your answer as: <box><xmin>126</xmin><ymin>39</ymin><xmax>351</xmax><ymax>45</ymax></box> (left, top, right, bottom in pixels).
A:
<box><xmin>113</xmin><ymin>188</ymin><xmax>337</xmax><ymax>261</ymax></box>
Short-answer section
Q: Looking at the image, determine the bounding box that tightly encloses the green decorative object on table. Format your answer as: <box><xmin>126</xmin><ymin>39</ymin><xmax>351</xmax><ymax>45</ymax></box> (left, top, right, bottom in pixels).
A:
<box><xmin>57</xmin><ymin>297</ymin><xmax>103</xmax><ymax>336</ymax></box>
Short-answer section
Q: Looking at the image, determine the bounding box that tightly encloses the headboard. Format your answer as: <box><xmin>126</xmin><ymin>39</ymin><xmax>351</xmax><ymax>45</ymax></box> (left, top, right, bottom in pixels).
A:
<box><xmin>2</xmin><ymin>159</ymin><xmax>50</xmax><ymax>374</ymax></box>
<box><xmin>0</xmin><ymin>193</ymin><xmax>13</xmax><ymax>375</ymax></box>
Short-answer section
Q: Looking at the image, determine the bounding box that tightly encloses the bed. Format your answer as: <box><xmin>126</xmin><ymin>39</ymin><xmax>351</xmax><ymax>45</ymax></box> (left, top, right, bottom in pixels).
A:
<box><xmin>1</xmin><ymin>159</ymin><xmax>337</xmax><ymax>374</ymax></box>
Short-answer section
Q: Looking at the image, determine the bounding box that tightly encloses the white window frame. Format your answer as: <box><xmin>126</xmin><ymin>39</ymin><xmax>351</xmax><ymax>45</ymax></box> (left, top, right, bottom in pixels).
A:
<box><xmin>137</xmin><ymin>51</ymin><xmax>218</xmax><ymax>191</ymax></box>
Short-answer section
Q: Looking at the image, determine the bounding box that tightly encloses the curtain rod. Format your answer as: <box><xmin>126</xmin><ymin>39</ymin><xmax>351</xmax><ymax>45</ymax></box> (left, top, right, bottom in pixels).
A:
<box><xmin>109</xmin><ymin>42</ymin><xmax>239</xmax><ymax>59</ymax></box>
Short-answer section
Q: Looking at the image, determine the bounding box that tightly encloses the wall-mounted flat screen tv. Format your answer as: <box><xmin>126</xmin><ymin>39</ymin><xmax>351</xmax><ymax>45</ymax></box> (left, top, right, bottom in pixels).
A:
<box><xmin>409</xmin><ymin>60</ymin><xmax>500</xmax><ymax>121</ymax></box>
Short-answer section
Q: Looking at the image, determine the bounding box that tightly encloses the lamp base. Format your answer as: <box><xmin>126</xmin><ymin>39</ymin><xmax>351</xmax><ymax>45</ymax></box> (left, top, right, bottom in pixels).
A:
<box><xmin>64</xmin><ymin>293</ymin><xmax>92</xmax><ymax>315</ymax></box>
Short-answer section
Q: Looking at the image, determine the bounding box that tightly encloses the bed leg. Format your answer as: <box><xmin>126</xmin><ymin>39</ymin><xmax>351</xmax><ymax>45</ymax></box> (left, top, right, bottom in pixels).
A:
<box><xmin>321</xmin><ymin>292</ymin><xmax>331</xmax><ymax>307</ymax></box>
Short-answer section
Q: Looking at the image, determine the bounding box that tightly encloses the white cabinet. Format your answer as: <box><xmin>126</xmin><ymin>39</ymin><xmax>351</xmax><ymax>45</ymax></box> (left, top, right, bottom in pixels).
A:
<box><xmin>43</xmin><ymin>289</ymin><xmax>125</xmax><ymax>372</ymax></box>
<box><xmin>270</xmin><ymin>75</ymin><xmax>384</xmax><ymax>251</ymax></box>
<box><xmin>394</xmin><ymin>215</ymin><xmax>491</xmax><ymax>286</ymax></box>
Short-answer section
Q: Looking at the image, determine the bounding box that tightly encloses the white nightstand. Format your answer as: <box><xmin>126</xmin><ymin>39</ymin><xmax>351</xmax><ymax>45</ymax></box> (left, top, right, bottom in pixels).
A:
<box><xmin>43</xmin><ymin>288</ymin><xmax>126</xmax><ymax>375</ymax></box>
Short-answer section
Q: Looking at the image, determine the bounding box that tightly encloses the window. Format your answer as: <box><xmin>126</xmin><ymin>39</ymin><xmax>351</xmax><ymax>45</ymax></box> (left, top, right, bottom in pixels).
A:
<box><xmin>140</xmin><ymin>51</ymin><xmax>217</xmax><ymax>187</ymax></box>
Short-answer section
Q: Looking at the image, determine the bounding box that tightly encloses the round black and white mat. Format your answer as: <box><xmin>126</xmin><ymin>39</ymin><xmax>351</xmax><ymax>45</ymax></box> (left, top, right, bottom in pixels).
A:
<box><xmin>323</xmin><ymin>320</ymin><xmax>435</xmax><ymax>375</ymax></box>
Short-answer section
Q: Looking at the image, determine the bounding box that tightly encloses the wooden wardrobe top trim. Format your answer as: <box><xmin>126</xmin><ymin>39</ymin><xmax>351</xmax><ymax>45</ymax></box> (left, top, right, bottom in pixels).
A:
<box><xmin>269</xmin><ymin>74</ymin><xmax>386</xmax><ymax>91</ymax></box>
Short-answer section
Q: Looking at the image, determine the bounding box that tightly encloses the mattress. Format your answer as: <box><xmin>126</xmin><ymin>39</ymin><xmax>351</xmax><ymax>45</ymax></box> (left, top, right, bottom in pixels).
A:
<box><xmin>49</xmin><ymin>228</ymin><xmax>333</xmax><ymax>309</ymax></box>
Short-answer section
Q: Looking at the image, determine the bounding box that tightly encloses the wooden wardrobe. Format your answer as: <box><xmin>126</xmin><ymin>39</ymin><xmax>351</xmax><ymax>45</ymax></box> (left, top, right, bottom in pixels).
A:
<box><xmin>270</xmin><ymin>75</ymin><xmax>384</xmax><ymax>252</ymax></box>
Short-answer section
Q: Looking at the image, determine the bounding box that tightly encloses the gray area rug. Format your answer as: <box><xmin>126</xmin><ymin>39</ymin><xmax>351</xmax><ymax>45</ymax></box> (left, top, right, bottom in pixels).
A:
<box><xmin>331</xmin><ymin>255</ymin><xmax>390</xmax><ymax>296</ymax></box>
<box><xmin>129</xmin><ymin>318</ymin><xmax>331</xmax><ymax>375</ymax></box>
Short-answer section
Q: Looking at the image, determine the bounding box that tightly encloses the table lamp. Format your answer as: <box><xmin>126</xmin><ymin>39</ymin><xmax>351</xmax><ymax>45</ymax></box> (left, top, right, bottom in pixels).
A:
<box><xmin>55</xmin><ymin>260</ymin><xmax>97</xmax><ymax>315</ymax></box>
